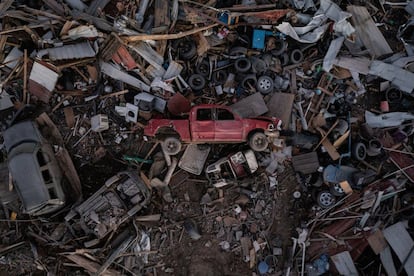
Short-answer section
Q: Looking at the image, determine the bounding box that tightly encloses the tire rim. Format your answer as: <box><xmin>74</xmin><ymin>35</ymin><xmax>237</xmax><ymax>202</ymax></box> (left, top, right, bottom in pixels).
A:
<box><xmin>197</xmin><ymin>63</ymin><xmax>209</xmax><ymax>75</ymax></box>
<box><xmin>319</xmin><ymin>192</ymin><xmax>334</xmax><ymax>207</ymax></box>
<box><xmin>167</xmin><ymin>141</ymin><xmax>178</xmax><ymax>152</ymax></box>
<box><xmin>254</xmin><ymin>135</ymin><xmax>266</xmax><ymax>147</ymax></box>
<box><xmin>357</xmin><ymin>146</ymin><xmax>365</xmax><ymax>159</ymax></box>
<box><xmin>332</xmin><ymin>184</ymin><xmax>344</xmax><ymax>194</ymax></box>
<box><xmin>259</xmin><ymin>78</ymin><xmax>272</xmax><ymax>90</ymax></box>
<box><xmin>181</xmin><ymin>42</ymin><xmax>193</xmax><ymax>53</ymax></box>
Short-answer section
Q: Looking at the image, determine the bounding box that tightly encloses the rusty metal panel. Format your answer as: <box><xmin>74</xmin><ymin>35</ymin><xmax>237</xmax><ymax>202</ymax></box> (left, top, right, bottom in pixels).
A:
<box><xmin>112</xmin><ymin>45</ymin><xmax>137</xmax><ymax>71</ymax></box>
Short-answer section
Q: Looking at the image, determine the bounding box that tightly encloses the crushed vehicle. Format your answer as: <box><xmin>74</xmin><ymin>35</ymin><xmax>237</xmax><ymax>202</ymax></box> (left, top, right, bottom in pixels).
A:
<box><xmin>65</xmin><ymin>171</ymin><xmax>151</xmax><ymax>246</ymax></box>
<box><xmin>206</xmin><ymin>149</ymin><xmax>258</xmax><ymax>188</ymax></box>
<box><xmin>0</xmin><ymin>121</ymin><xmax>65</xmax><ymax>216</ymax></box>
<box><xmin>143</xmin><ymin>104</ymin><xmax>282</xmax><ymax>155</ymax></box>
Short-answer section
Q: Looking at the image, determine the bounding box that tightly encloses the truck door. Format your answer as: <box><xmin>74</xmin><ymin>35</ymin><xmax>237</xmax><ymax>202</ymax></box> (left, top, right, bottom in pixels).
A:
<box><xmin>191</xmin><ymin>108</ymin><xmax>215</xmax><ymax>141</ymax></box>
<box><xmin>214</xmin><ymin>108</ymin><xmax>243</xmax><ymax>141</ymax></box>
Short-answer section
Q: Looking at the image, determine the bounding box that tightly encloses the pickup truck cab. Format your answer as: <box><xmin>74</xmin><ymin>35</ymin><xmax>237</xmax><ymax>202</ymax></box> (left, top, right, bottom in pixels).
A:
<box><xmin>144</xmin><ymin>104</ymin><xmax>281</xmax><ymax>155</ymax></box>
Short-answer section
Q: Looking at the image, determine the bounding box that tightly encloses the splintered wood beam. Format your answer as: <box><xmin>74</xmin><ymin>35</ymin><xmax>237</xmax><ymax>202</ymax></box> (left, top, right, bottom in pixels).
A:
<box><xmin>23</xmin><ymin>49</ymin><xmax>28</xmax><ymax>103</ymax></box>
<box><xmin>124</xmin><ymin>24</ymin><xmax>218</xmax><ymax>42</ymax></box>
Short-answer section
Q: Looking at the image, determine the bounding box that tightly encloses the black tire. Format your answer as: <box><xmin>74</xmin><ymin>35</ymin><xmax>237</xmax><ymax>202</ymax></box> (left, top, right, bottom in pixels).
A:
<box><xmin>271</xmin><ymin>39</ymin><xmax>287</xmax><ymax>56</ymax></box>
<box><xmin>212</xmin><ymin>70</ymin><xmax>228</xmax><ymax>84</ymax></box>
<box><xmin>330</xmin><ymin>183</ymin><xmax>345</xmax><ymax>197</ymax></box>
<box><xmin>256</xmin><ymin>75</ymin><xmax>274</xmax><ymax>94</ymax></box>
<box><xmin>196</xmin><ymin>60</ymin><xmax>210</xmax><ymax>77</ymax></box>
<box><xmin>352</xmin><ymin>142</ymin><xmax>366</xmax><ymax>161</ymax></box>
<box><xmin>176</xmin><ymin>39</ymin><xmax>197</xmax><ymax>60</ymax></box>
<box><xmin>251</xmin><ymin>58</ymin><xmax>267</xmax><ymax>74</ymax></box>
<box><xmin>367</xmin><ymin>139</ymin><xmax>382</xmax><ymax>156</ymax></box>
<box><xmin>235</xmin><ymin>57</ymin><xmax>252</xmax><ymax>73</ymax></box>
<box><xmin>241</xmin><ymin>74</ymin><xmax>257</xmax><ymax>90</ymax></box>
<box><xmin>249</xmin><ymin>132</ymin><xmax>269</xmax><ymax>152</ymax></box>
<box><xmin>188</xmin><ymin>74</ymin><xmax>206</xmax><ymax>91</ymax></box>
<box><xmin>279</xmin><ymin>52</ymin><xmax>289</xmax><ymax>66</ymax></box>
<box><xmin>229</xmin><ymin>46</ymin><xmax>248</xmax><ymax>56</ymax></box>
<box><xmin>162</xmin><ymin>137</ymin><xmax>182</xmax><ymax>155</ymax></box>
<box><xmin>386</xmin><ymin>87</ymin><xmax>402</xmax><ymax>103</ymax></box>
<box><xmin>290</xmin><ymin>49</ymin><xmax>304</xmax><ymax>64</ymax></box>
<box><xmin>317</xmin><ymin>190</ymin><xmax>336</xmax><ymax>208</ymax></box>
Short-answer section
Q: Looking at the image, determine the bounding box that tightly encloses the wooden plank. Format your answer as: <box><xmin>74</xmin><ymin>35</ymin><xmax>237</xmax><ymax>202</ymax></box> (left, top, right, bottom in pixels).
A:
<box><xmin>56</xmin><ymin>147</ymin><xmax>82</xmax><ymax>199</ymax></box>
<box><xmin>383</xmin><ymin>222</ymin><xmax>414</xmax><ymax>276</ymax></box>
<box><xmin>339</xmin><ymin>181</ymin><xmax>353</xmax><ymax>194</ymax></box>
<box><xmin>154</xmin><ymin>0</ymin><xmax>170</xmax><ymax>28</ymax></box>
<box><xmin>347</xmin><ymin>6</ymin><xmax>392</xmax><ymax>58</ymax></box>
<box><xmin>321</xmin><ymin>139</ymin><xmax>340</xmax><ymax>161</ymax></box>
<box><xmin>128</xmin><ymin>42</ymin><xmax>165</xmax><ymax>73</ymax></box>
<box><xmin>292</xmin><ymin>152</ymin><xmax>319</xmax><ymax>174</ymax></box>
<box><xmin>124</xmin><ymin>24</ymin><xmax>218</xmax><ymax>42</ymax></box>
<box><xmin>266</xmin><ymin>92</ymin><xmax>295</xmax><ymax>130</ymax></box>
<box><xmin>367</xmin><ymin>230</ymin><xmax>387</xmax><ymax>255</ymax></box>
<box><xmin>196</xmin><ymin>32</ymin><xmax>210</xmax><ymax>56</ymax></box>
<box><xmin>314</xmin><ymin>120</ymin><xmax>339</xmax><ymax>150</ymax></box>
<box><xmin>331</xmin><ymin>251</ymin><xmax>358</xmax><ymax>275</ymax></box>
<box><xmin>42</xmin><ymin>0</ymin><xmax>67</xmax><ymax>16</ymax></box>
<box><xmin>64</xmin><ymin>107</ymin><xmax>75</xmax><ymax>128</ymax></box>
<box><xmin>23</xmin><ymin>49</ymin><xmax>28</xmax><ymax>103</ymax></box>
<box><xmin>333</xmin><ymin>130</ymin><xmax>350</xmax><ymax>148</ymax></box>
<box><xmin>0</xmin><ymin>0</ymin><xmax>14</xmax><ymax>15</ymax></box>
<box><xmin>380</xmin><ymin>246</ymin><xmax>398</xmax><ymax>276</ymax></box>
<box><xmin>64</xmin><ymin>254</ymin><xmax>120</xmax><ymax>276</ymax></box>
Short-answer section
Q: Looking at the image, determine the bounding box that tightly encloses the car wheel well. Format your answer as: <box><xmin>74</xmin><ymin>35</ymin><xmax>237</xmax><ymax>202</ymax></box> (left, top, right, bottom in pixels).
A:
<box><xmin>247</xmin><ymin>129</ymin><xmax>265</xmax><ymax>139</ymax></box>
<box><xmin>156</xmin><ymin>127</ymin><xmax>180</xmax><ymax>140</ymax></box>
<box><xmin>248</xmin><ymin>130</ymin><xmax>269</xmax><ymax>152</ymax></box>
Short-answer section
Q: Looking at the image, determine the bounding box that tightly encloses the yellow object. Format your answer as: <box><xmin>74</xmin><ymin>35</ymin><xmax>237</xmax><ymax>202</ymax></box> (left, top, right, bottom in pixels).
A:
<box><xmin>10</xmin><ymin>212</ymin><xmax>17</xmax><ymax>220</ymax></box>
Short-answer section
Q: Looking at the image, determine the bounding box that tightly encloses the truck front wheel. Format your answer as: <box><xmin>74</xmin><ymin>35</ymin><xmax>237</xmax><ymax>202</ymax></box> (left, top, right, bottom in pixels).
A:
<box><xmin>249</xmin><ymin>132</ymin><xmax>269</xmax><ymax>152</ymax></box>
<box><xmin>162</xmin><ymin>137</ymin><xmax>182</xmax><ymax>155</ymax></box>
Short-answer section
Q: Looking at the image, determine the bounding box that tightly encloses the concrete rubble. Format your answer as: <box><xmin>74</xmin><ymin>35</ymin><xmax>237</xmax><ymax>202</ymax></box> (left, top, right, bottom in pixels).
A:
<box><xmin>1</xmin><ymin>0</ymin><xmax>414</xmax><ymax>275</ymax></box>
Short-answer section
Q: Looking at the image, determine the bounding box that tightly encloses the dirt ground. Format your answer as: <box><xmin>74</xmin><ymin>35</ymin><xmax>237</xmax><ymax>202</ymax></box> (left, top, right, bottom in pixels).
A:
<box><xmin>153</xmin><ymin>165</ymin><xmax>300</xmax><ymax>276</ymax></box>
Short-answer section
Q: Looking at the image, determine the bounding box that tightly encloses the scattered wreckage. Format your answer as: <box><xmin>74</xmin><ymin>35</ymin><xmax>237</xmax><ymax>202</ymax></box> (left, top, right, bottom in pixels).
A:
<box><xmin>1</xmin><ymin>0</ymin><xmax>414</xmax><ymax>275</ymax></box>
<box><xmin>65</xmin><ymin>170</ymin><xmax>151</xmax><ymax>246</ymax></box>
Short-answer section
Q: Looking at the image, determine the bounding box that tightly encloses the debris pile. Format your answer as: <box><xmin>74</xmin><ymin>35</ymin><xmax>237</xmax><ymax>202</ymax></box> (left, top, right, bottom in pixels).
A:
<box><xmin>1</xmin><ymin>0</ymin><xmax>414</xmax><ymax>275</ymax></box>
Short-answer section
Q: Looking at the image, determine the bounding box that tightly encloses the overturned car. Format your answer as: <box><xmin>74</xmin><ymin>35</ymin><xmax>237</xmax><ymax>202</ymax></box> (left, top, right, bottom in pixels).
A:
<box><xmin>0</xmin><ymin>121</ymin><xmax>66</xmax><ymax>216</ymax></box>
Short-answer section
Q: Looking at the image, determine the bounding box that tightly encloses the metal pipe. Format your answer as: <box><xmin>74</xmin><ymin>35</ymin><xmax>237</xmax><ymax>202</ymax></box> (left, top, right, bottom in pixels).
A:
<box><xmin>294</xmin><ymin>102</ymin><xmax>308</xmax><ymax>130</ymax></box>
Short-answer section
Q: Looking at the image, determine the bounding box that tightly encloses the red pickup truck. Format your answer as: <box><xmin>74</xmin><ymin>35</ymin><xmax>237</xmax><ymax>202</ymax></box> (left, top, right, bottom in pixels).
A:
<box><xmin>143</xmin><ymin>104</ymin><xmax>281</xmax><ymax>155</ymax></box>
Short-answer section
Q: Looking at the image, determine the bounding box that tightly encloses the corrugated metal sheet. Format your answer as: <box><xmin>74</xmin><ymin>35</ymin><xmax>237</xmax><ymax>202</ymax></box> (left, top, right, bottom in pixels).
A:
<box><xmin>37</xmin><ymin>42</ymin><xmax>96</xmax><ymax>60</ymax></box>
<box><xmin>100</xmin><ymin>61</ymin><xmax>150</xmax><ymax>92</ymax></box>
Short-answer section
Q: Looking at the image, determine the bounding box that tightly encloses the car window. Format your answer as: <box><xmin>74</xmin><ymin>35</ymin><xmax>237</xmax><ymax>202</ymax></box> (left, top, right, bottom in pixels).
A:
<box><xmin>217</xmin><ymin>108</ymin><xmax>234</xmax><ymax>120</ymax></box>
<box><xmin>197</xmin><ymin>108</ymin><xmax>212</xmax><ymax>121</ymax></box>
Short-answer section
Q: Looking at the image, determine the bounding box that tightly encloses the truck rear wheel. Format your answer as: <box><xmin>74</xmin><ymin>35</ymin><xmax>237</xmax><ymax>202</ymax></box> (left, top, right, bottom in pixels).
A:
<box><xmin>162</xmin><ymin>137</ymin><xmax>182</xmax><ymax>155</ymax></box>
<box><xmin>249</xmin><ymin>132</ymin><xmax>268</xmax><ymax>152</ymax></box>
